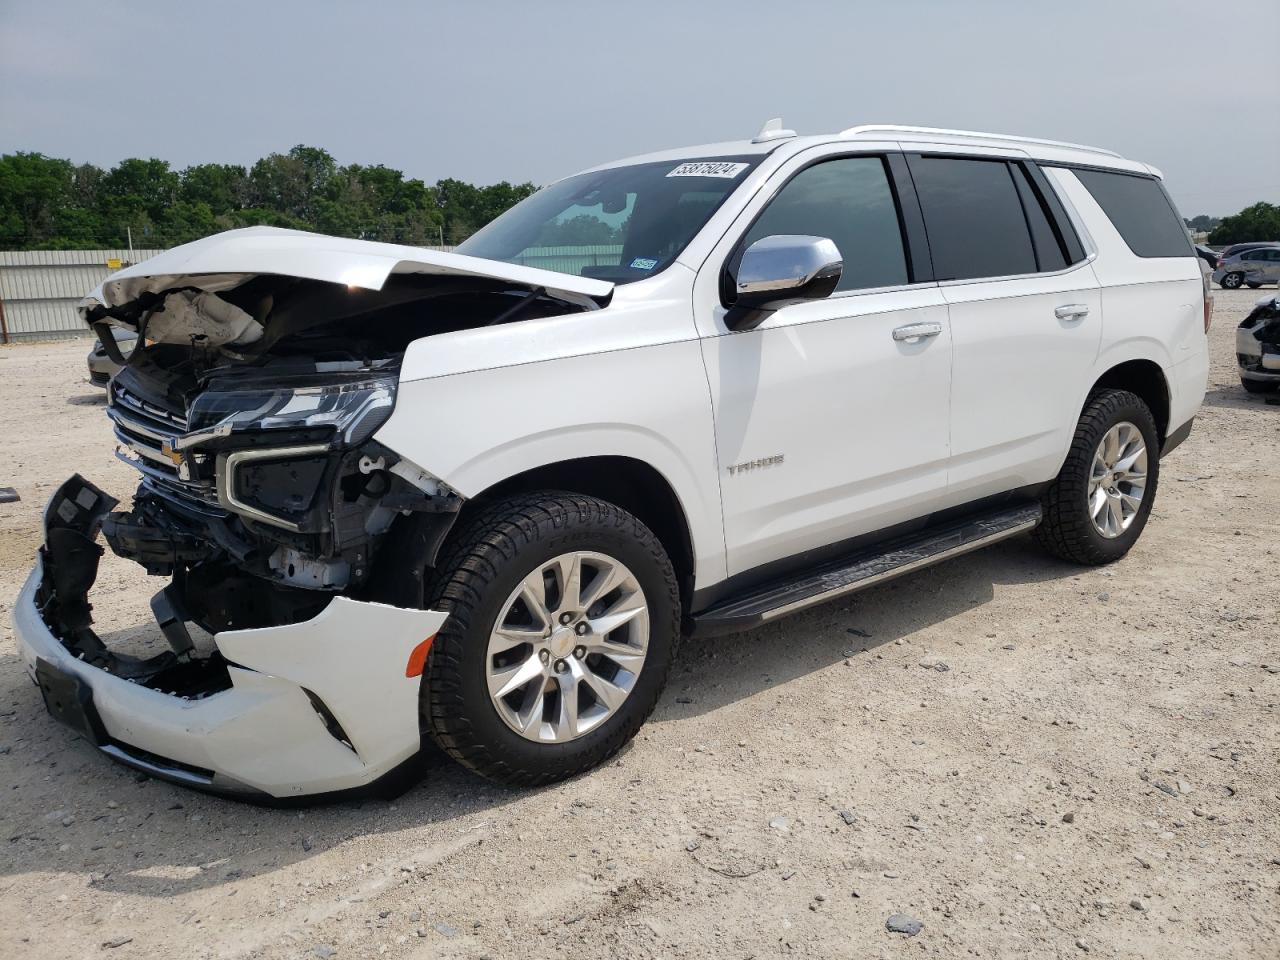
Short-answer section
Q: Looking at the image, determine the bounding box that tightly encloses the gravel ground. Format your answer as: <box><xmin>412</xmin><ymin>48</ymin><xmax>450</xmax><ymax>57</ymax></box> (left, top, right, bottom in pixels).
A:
<box><xmin>0</xmin><ymin>288</ymin><xmax>1276</xmax><ymax>960</ymax></box>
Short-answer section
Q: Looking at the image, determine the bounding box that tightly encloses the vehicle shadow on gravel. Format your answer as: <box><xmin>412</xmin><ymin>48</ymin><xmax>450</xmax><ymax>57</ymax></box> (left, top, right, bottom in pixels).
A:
<box><xmin>65</xmin><ymin>393</ymin><xmax>107</xmax><ymax>407</ymax></box>
<box><xmin>1200</xmin><ymin>383</ymin><xmax>1279</xmax><ymax>413</ymax></box>
<box><xmin>653</xmin><ymin>533</ymin><xmax>1074</xmax><ymax>722</ymax></box>
<box><xmin>0</xmin><ymin>534</ymin><xmax>1080</xmax><ymax>899</ymax></box>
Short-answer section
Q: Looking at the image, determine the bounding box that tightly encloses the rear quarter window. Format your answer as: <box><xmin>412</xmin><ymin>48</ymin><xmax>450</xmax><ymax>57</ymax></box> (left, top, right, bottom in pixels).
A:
<box><xmin>1073</xmin><ymin>169</ymin><xmax>1193</xmax><ymax>258</ymax></box>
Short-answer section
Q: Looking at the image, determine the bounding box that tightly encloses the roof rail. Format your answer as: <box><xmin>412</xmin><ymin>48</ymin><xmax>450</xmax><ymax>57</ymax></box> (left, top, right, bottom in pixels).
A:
<box><xmin>838</xmin><ymin>125</ymin><xmax>1123</xmax><ymax>159</ymax></box>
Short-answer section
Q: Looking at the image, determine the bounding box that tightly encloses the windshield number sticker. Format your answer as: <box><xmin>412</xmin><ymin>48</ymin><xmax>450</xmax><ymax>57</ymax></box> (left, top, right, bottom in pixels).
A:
<box><xmin>666</xmin><ymin>161</ymin><xmax>749</xmax><ymax>179</ymax></box>
<box><xmin>629</xmin><ymin>257</ymin><xmax>659</xmax><ymax>270</ymax></box>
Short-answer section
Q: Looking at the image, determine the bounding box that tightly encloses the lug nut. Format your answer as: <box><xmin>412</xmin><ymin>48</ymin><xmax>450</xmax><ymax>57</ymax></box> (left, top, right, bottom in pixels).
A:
<box><xmin>574</xmin><ymin>622</ymin><xmax>589</xmax><ymax>636</ymax></box>
<box><xmin>539</xmin><ymin>649</ymin><xmax>550</xmax><ymax>664</ymax></box>
<box><xmin>559</xmin><ymin>612</ymin><xmax>573</xmax><ymax>625</ymax></box>
<box><xmin>573</xmin><ymin>645</ymin><xmax>586</xmax><ymax>660</ymax></box>
<box><xmin>553</xmin><ymin>659</ymin><xmax>568</xmax><ymax>674</ymax></box>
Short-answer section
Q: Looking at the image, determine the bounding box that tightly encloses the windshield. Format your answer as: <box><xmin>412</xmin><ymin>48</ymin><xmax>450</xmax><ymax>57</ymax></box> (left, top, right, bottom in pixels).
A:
<box><xmin>456</xmin><ymin>156</ymin><xmax>761</xmax><ymax>284</ymax></box>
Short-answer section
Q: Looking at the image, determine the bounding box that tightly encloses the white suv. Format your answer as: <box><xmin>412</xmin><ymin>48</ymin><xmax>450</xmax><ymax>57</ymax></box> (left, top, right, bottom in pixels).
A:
<box><xmin>14</xmin><ymin>123</ymin><xmax>1210</xmax><ymax>800</ymax></box>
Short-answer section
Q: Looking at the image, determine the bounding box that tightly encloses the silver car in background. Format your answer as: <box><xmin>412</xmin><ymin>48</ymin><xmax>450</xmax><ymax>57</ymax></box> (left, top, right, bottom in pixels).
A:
<box><xmin>85</xmin><ymin>326</ymin><xmax>138</xmax><ymax>387</ymax></box>
<box><xmin>1213</xmin><ymin>244</ymin><xmax>1280</xmax><ymax>289</ymax></box>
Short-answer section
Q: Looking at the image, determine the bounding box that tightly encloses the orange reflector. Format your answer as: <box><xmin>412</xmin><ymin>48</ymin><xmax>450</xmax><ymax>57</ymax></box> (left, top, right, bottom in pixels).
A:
<box><xmin>405</xmin><ymin>635</ymin><xmax>436</xmax><ymax>678</ymax></box>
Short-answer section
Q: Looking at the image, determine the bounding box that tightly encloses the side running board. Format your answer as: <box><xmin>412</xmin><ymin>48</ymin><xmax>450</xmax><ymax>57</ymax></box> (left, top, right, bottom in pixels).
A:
<box><xmin>692</xmin><ymin>502</ymin><xmax>1042</xmax><ymax>636</ymax></box>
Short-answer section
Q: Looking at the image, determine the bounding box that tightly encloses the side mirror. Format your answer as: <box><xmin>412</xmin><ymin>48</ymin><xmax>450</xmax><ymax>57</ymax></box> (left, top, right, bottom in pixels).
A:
<box><xmin>725</xmin><ymin>235</ymin><xmax>842</xmax><ymax>330</ymax></box>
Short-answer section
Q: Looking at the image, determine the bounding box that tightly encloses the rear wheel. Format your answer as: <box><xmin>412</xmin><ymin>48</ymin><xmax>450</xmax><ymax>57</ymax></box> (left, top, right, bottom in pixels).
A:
<box><xmin>1034</xmin><ymin>389</ymin><xmax>1160</xmax><ymax>565</ymax></box>
<box><xmin>1220</xmin><ymin>272</ymin><xmax>1244</xmax><ymax>289</ymax></box>
<box><xmin>421</xmin><ymin>493</ymin><xmax>679</xmax><ymax>787</ymax></box>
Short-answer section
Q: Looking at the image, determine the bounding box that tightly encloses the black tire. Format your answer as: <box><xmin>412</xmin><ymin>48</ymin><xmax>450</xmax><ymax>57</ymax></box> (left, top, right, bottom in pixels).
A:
<box><xmin>1220</xmin><ymin>272</ymin><xmax>1244</xmax><ymax>289</ymax></box>
<box><xmin>1242</xmin><ymin>377</ymin><xmax>1279</xmax><ymax>394</ymax></box>
<box><xmin>421</xmin><ymin>492</ymin><xmax>680</xmax><ymax>787</ymax></box>
<box><xmin>1033</xmin><ymin>389</ymin><xmax>1160</xmax><ymax>566</ymax></box>
<box><xmin>1246</xmin><ymin>282</ymin><xmax>1263</xmax><ymax>289</ymax></box>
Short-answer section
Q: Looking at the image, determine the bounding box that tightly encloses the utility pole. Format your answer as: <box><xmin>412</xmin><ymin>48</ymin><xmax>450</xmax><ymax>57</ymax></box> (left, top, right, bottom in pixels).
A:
<box><xmin>126</xmin><ymin>226</ymin><xmax>135</xmax><ymax>262</ymax></box>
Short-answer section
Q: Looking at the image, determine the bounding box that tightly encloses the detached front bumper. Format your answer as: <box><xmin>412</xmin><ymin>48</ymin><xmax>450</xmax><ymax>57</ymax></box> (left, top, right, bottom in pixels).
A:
<box><xmin>13</xmin><ymin>482</ymin><xmax>447</xmax><ymax>801</ymax></box>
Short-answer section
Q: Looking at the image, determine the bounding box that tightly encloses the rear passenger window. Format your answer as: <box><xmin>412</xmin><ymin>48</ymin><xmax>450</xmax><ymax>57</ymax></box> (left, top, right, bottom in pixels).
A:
<box><xmin>741</xmin><ymin>157</ymin><xmax>909</xmax><ymax>292</ymax></box>
<box><xmin>908</xmin><ymin>157</ymin><xmax>1037</xmax><ymax>281</ymax></box>
<box><xmin>1073</xmin><ymin>169</ymin><xmax>1193</xmax><ymax>258</ymax></box>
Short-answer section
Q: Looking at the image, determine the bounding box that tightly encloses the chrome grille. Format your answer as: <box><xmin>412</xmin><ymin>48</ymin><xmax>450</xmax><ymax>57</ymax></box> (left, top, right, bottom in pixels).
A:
<box><xmin>108</xmin><ymin>382</ymin><xmax>222</xmax><ymax>510</ymax></box>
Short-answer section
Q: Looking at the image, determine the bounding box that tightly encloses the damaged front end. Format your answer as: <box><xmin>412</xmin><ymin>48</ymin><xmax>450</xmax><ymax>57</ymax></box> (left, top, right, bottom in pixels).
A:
<box><xmin>1237</xmin><ymin>294</ymin><xmax>1280</xmax><ymax>387</ymax></box>
<box><xmin>16</xmin><ymin>227</ymin><xmax>612</xmax><ymax>798</ymax></box>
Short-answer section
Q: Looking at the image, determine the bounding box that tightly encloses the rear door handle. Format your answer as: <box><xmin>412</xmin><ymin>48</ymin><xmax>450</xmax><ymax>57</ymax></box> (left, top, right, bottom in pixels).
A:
<box><xmin>892</xmin><ymin>321</ymin><xmax>943</xmax><ymax>343</ymax></box>
<box><xmin>1054</xmin><ymin>303</ymin><xmax>1090</xmax><ymax>320</ymax></box>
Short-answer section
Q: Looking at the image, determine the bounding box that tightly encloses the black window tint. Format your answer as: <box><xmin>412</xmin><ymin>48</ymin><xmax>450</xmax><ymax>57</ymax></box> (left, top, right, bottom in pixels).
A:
<box><xmin>1010</xmin><ymin>164</ymin><xmax>1068</xmax><ymax>272</ymax></box>
<box><xmin>742</xmin><ymin>157</ymin><xmax>908</xmax><ymax>291</ymax></box>
<box><xmin>1073</xmin><ymin>169</ymin><xmax>1193</xmax><ymax>258</ymax></box>
<box><xmin>909</xmin><ymin>157</ymin><xmax>1037</xmax><ymax>280</ymax></box>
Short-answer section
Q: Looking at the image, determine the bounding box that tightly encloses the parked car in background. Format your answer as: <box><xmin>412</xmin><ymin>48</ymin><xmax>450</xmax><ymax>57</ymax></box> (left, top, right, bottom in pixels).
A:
<box><xmin>1237</xmin><ymin>293</ymin><xmax>1280</xmax><ymax>393</ymax></box>
<box><xmin>1195</xmin><ymin>244</ymin><xmax>1218</xmax><ymax>269</ymax></box>
<box><xmin>86</xmin><ymin>327</ymin><xmax>138</xmax><ymax>386</ymax></box>
<box><xmin>1213</xmin><ymin>245</ymin><xmax>1280</xmax><ymax>289</ymax></box>
<box><xmin>15</xmin><ymin>123</ymin><xmax>1209</xmax><ymax>800</ymax></box>
<box><xmin>1216</xmin><ymin>241</ymin><xmax>1280</xmax><ymax>261</ymax></box>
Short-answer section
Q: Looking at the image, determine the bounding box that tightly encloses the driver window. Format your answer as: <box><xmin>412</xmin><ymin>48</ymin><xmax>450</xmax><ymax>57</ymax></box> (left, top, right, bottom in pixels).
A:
<box><xmin>742</xmin><ymin>157</ymin><xmax>909</xmax><ymax>292</ymax></box>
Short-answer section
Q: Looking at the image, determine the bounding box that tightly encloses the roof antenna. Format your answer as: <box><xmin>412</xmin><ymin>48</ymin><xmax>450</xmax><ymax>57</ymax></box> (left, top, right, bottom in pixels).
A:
<box><xmin>752</xmin><ymin>117</ymin><xmax>796</xmax><ymax>144</ymax></box>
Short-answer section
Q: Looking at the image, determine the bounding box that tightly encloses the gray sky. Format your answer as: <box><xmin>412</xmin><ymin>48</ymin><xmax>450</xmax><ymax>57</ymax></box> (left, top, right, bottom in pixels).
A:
<box><xmin>3</xmin><ymin>0</ymin><xmax>1276</xmax><ymax>216</ymax></box>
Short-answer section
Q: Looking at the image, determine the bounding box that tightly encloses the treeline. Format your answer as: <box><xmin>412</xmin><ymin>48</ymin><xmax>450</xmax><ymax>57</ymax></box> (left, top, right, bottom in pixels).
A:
<box><xmin>0</xmin><ymin>145</ymin><xmax>537</xmax><ymax>251</ymax></box>
<box><xmin>1206</xmin><ymin>202</ymin><xmax>1280</xmax><ymax>246</ymax></box>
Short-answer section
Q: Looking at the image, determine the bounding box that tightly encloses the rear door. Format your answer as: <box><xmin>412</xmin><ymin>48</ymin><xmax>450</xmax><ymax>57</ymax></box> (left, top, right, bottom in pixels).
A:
<box><xmin>692</xmin><ymin>147</ymin><xmax>953</xmax><ymax>577</ymax></box>
<box><xmin>904</xmin><ymin>152</ymin><xmax>1101</xmax><ymax>502</ymax></box>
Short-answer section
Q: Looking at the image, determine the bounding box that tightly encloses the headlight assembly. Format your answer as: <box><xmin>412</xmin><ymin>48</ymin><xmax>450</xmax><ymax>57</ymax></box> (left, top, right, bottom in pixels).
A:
<box><xmin>184</xmin><ymin>372</ymin><xmax>398</xmax><ymax>448</ymax></box>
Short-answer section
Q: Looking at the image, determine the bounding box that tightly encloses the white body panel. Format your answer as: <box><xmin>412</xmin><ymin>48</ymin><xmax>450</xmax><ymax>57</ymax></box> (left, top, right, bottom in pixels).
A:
<box><xmin>377</xmin><ymin>290</ymin><xmax>727</xmax><ymax>586</ymax></box>
<box><xmin>699</xmin><ymin>289</ymin><xmax>951</xmax><ymax>575</ymax></box>
<box><xmin>943</xmin><ymin>264</ymin><xmax>1103</xmax><ymax>501</ymax></box>
<box><xmin>1047</xmin><ymin>168</ymin><xmax>1208</xmax><ymax>436</ymax></box>
<box><xmin>13</xmin><ymin>560</ymin><xmax>446</xmax><ymax>798</ymax></box>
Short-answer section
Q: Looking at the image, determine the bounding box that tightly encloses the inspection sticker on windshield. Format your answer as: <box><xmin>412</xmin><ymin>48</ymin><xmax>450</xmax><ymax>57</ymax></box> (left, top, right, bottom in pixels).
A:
<box><xmin>666</xmin><ymin>161</ymin><xmax>749</xmax><ymax>179</ymax></box>
<box><xmin>629</xmin><ymin>257</ymin><xmax>659</xmax><ymax>271</ymax></box>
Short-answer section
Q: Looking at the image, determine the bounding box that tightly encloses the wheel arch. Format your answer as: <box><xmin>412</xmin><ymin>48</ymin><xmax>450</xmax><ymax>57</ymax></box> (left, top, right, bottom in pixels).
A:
<box><xmin>1086</xmin><ymin>357</ymin><xmax>1171</xmax><ymax>441</ymax></box>
<box><xmin>457</xmin><ymin>456</ymin><xmax>698</xmax><ymax>613</ymax></box>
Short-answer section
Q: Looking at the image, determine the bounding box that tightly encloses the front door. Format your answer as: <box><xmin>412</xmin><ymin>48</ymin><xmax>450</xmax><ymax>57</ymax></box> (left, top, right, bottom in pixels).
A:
<box><xmin>694</xmin><ymin>152</ymin><xmax>953</xmax><ymax>577</ymax></box>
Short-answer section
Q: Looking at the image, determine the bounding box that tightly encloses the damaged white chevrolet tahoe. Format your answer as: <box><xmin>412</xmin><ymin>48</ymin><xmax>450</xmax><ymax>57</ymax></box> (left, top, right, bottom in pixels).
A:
<box><xmin>14</xmin><ymin>124</ymin><xmax>1211</xmax><ymax>800</ymax></box>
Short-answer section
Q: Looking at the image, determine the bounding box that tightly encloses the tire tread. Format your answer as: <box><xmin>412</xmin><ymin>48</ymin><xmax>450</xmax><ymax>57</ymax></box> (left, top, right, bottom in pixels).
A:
<box><xmin>422</xmin><ymin>492</ymin><xmax>680</xmax><ymax>788</ymax></box>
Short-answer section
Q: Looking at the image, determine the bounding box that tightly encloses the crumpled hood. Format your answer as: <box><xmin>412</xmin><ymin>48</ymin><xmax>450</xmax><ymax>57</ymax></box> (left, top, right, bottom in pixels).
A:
<box><xmin>78</xmin><ymin>226</ymin><xmax>614</xmax><ymax>342</ymax></box>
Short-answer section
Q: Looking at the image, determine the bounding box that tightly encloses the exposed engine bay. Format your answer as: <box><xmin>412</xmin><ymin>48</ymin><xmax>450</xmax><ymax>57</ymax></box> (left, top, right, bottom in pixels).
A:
<box><xmin>40</xmin><ymin>268</ymin><xmax>596</xmax><ymax>698</ymax></box>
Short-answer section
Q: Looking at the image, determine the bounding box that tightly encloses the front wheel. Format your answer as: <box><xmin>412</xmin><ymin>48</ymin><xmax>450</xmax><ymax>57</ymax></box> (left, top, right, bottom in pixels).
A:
<box><xmin>1246</xmin><ymin>282</ymin><xmax>1263</xmax><ymax>289</ymax></box>
<box><xmin>421</xmin><ymin>493</ymin><xmax>680</xmax><ymax>787</ymax></box>
<box><xmin>1242</xmin><ymin>377</ymin><xmax>1279</xmax><ymax>394</ymax></box>
<box><xmin>1220</xmin><ymin>272</ymin><xmax>1244</xmax><ymax>289</ymax></box>
<box><xmin>1034</xmin><ymin>389</ymin><xmax>1160</xmax><ymax>565</ymax></box>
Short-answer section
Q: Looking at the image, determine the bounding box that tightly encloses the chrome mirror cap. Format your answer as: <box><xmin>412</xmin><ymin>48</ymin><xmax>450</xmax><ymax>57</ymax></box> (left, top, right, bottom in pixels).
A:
<box><xmin>728</xmin><ymin>235</ymin><xmax>843</xmax><ymax>330</ymax></box>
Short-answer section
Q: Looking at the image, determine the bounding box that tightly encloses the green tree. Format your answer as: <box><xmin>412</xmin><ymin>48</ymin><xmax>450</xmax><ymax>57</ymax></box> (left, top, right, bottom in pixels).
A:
<box><xmin>0</xmin><ymin>147</ymin><xmax>537</xmax><ymax>250</ymax></box>
<box><xmin>100</xmin><ymin>158</ymin><xmax>180</xmax><ymax>222</ymax></box>
<box><xmin>0</xmin><ymin>152</ymin><xmax>75</xmax><ymax>246</ymax></box>
<box><xmin>249</xmin><ymin>145</ymin><xmax>336</xmax><ymax>221</ymax></box>
<box><xmin>180</xmin><ymin>163</ymin><xmax>250</xmax><ymax>215</ymax></box>
<box><xmin>1208</xmin><ymin>203</ymin><xmax>1280</xmax><ymax>245</ymax></box>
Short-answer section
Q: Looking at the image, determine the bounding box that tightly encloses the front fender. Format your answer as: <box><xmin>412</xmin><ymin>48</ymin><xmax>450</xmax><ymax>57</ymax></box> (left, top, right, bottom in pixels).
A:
<box><xmin>373</xmin><ymin>340</ymin><xmax>727</xmax><ymax>587</ymax></box>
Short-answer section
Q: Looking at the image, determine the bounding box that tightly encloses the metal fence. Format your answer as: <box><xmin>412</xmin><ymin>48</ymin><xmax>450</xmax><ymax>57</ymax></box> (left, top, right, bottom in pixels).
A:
<box><xmin>0</xmin><ymin>243</ymin><xmax>626</xmax><ymax>343</ymax></box>
<box><xmin>0</xmin><ymin>249</ymin><xmax>166</xmax><ymax>342</ymax></box>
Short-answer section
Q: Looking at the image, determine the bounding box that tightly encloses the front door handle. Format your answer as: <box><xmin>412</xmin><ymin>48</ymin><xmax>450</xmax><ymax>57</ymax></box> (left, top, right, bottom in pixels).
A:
<box><xmin>1055</xmin><ymin>303</ymin><xmax>1090</xmax><ymax>320</ymax></box>
<box><xmin>892</xmin><ymin>321</ymin><xmax>943</xmax><ymax>343</ymax></box>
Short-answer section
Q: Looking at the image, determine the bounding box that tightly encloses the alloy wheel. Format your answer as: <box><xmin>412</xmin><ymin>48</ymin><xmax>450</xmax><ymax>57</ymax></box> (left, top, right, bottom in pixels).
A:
<box><xmin>1088</xmin><ymin>421</ymin><xmax>1148</xmax><ymax>539</ymax></box>
<box><xmin>484</xmin><ymin>551</ymin><xmax>649</xmax><ymax>743</ymax></box>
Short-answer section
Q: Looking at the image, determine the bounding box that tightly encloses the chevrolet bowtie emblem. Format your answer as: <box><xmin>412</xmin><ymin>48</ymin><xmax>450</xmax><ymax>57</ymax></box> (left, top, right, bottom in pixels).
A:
<box><xmin>160</xmin><ymin>440</ymin><xmax>185</xmax><ymax>466</ymax></box>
